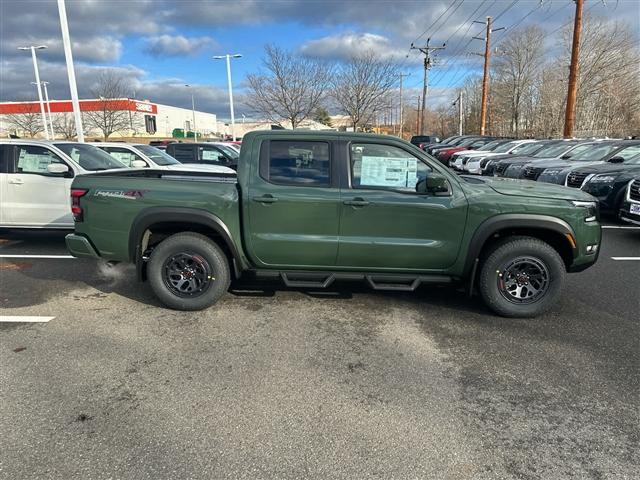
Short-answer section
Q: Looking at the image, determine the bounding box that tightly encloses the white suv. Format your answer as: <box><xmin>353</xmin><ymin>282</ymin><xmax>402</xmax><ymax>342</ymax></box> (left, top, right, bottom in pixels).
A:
<box><xmin>0</xmin><ymin>140</ymin><xmax>128</xmax><ymax>229</ymax></box>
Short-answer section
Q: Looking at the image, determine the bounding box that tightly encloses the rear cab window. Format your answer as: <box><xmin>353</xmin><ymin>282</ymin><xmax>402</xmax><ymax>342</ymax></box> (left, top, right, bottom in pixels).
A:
<box><xmin>261</xmin><ymin>140</ymin><xmax>331</xmax><ymax>186</ymax></box>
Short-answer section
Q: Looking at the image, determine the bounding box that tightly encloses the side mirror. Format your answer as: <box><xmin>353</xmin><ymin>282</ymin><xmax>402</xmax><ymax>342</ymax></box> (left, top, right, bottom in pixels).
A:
<box><xmin>417</xmin><ymin>173</ymin><xmax>450</xmax><ymax>195</ymax></box>
<box><xmin>47</xmin><ymin>163</ymin><xmax>69</xmax><ymax>175</ymax></box>
<box><xmin>131</xmin><ymin>160</ymin><xmax>148</xmax><ymax>168</ymax></box>
<box><xmin>608</xmin><ymin>156</ymin><xmax>624</xmax><ymax>163</ymax></box>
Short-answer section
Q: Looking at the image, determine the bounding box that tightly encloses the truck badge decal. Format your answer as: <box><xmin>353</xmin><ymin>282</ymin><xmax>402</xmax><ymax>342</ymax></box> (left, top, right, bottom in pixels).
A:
<box><xmin>94</xmin><ymin>189</ymin><xmax>148</xmax><ymax>200</ymax></box>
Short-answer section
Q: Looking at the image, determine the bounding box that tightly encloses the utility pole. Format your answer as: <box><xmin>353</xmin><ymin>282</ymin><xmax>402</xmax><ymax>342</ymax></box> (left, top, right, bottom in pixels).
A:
<box><xmin>453</xmin><ymin>90</ymin><xmax>463</xmax><ymax>136</ymax></box>
<box><xmin>416</xmin><ymin>95</ymin><xmax>421</xmax><ymax>135</ymax></box>
<box><xmin>473</xmin><ymin>17</ymin><xmax>504</xmax><ymax>135</ymax></box>
<box><xmin>564</xmin><ymin>0</ymin><xmax>584</xmax><ymax>138</ymax></box>
<box><xmin>411</xmin><ymin>39</ymin><xmax>445</xmax><ymax>135</ymax></box>
<box><xmin>398</xmin><ymin>73</ymin><xmax>410</xmax><ymax>138</ymax></box>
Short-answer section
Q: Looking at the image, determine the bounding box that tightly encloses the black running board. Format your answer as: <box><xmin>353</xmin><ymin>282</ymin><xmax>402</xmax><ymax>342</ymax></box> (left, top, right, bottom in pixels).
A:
<box><xmin>250</xmin><ymin>270</ymin><xmax>453</xmax><ymax>291</ymax></box>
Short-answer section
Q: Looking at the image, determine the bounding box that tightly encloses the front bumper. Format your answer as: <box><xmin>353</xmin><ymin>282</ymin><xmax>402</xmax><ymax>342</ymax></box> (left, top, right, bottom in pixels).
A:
<box><xmin>568</xmin><ymin>220</ymin><xmax>602</xmax><ymax>272</ymax></box>
<box><xmin>65</xmin><ymin>233</ymin><xmax>101</xmax><ymax>259</ymax></box>
<box><xmin>537</xmin><ymin>172</ymin><xmax>566</xmax><ymax>184</ymax></box>
<box><xmin>620</xmin><ymin>201</ymin><xmax>640</xmax><ymax>225</ymax></box>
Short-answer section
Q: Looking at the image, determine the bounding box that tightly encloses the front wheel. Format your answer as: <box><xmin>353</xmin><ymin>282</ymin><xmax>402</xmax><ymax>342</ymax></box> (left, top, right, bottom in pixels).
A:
<box><xmin>147</xmin><ymin>232</ymin><xmax>230</xmax><ymax>311</ymax></box>
<box><xmin>478</xmin><ymin>237</ymin><xmax>566</xmax><ymax>318</ymax></box>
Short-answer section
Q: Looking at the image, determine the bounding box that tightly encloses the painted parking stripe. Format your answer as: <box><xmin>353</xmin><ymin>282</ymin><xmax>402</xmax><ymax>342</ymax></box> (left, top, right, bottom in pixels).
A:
<box><xmin>611</xmin><ymin>257</ymin><xmax>640</xmax><ymax>261</ymax></box>
<box><xmin>0</xmin><ymin>255</ymin><xmax>74</xmax><ymax>259</ymax></box>
<box><xmin>0</xmin><ymin>316</ymin><xmax>54</xmax><ymax>323</ymax></box>
<box><xmin>602</xmin><ymin>226</ymin><xmax>640</xmax><ymax>230</ymax></box>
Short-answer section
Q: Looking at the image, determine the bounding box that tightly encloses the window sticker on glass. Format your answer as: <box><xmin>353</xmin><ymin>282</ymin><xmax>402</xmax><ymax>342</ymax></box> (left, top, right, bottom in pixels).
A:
<box><xmin>360</xmin><ymin>156</ymin><xmax>418</xmax><ymax>188</ymax></box>
<box><xmin>202</xmin><ymin>149</ymin><xmax>219</xmax><ymax>161</ymax></box>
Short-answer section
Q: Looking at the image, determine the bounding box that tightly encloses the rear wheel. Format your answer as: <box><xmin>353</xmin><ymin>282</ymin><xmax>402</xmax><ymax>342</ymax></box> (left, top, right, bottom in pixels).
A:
<box><xmin>478</xmin><ymin>237</ymin><xmax>566</xmax><ymax>318</ymax></box>
<box><xmin>147</xmin><ymin>232</ymin><xmax>230</xmax><ymax>311</ymax></box>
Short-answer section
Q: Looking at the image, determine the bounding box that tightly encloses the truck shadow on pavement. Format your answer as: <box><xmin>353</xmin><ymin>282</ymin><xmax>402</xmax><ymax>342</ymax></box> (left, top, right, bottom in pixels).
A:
<box><xmin>1</xmin><ymin>230</ymin><xmax>490</xmax><ymax>316</ymax></box>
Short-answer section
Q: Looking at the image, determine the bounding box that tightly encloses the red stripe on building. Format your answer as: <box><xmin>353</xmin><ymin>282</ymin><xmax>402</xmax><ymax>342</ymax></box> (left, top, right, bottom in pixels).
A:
<box><xmin>0</xmin><ymin>99</ymin><xmax>157</xmax><ymax>115</ymax></box>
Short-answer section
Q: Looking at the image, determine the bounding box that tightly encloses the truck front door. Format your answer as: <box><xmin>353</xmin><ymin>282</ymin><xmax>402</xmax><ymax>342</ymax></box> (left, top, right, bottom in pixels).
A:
<box><xmin>246</xmin><ymin>139</ymin><xmax>340</xmax><ymax>268</ymax></box>
<box><xmin>337</xmin><ymin>142</ymin><xmax>468</xmax><ymax>271</ymax></box>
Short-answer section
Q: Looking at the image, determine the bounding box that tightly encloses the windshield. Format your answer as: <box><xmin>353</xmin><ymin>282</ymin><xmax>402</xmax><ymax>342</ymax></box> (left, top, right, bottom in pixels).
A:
<box><xmin>458</xmin><ymin>137</ymin><xmax>481</xmax><ymax>147</ymax></box>
<box><xmin>215</xmin><ymin>144</ymin><xmax>240</xmax><ymax>160</ymax></box>
<box><xmin>54</xmin><ymin>143</ymin><xmax>127</xmax><ymax>170</ymax></box>
<box><xmin>570</xmin><ymin>144</ymin><xmax>619</xmax><ymax>161</ymax></box>
<box><xmin>532</xmin><ymin>142</ymin><xmax>575</xmax><ymax>158</ymax></box>
<box><xmin>626</xmin><ymin>153</ymin><xmax>640</xmax><ymax>164</ymax></box>
<box><xmin>136</xmin><ymin>145</ymin><xmax>180</xmax><ymax>166</ymax></box>
<box><xmin>511</xmin><ymin>142</ymin><xmax>547</xmax><ymax>156</ymax></box>
<box><xmin>493</xmin><ymin>141</ymin><xmax>521</xmax><ymax>153</ymax></box>
<box><xmin>613</xmin><ymin>144</ymin><xmax>640</xmax><ymax>161</ymax></box>
<box><xmin>441</xmin><ymin>136</ymin><xmax>458</xmax><ymax>144</ymax></box>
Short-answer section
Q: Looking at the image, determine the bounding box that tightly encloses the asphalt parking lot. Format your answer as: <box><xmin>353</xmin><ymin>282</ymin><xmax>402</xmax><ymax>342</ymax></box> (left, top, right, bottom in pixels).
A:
<box><xmin>1</xmin><ymin>225</ymin><xmax>638</xmax><ymax>479</ymax></box>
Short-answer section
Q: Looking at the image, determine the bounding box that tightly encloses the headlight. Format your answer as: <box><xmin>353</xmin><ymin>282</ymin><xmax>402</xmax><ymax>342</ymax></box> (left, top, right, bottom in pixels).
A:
<box><xmin>588</xmin><ymin>174</ymin><xmax>616</xmax><ymax>184</ymax></box>
<box><xmin>571</xmin><ymin>200</ymin><xmax>598</xmax><ymax>222</ymax></box>
<box><xmin>542</xmin><ymin>168</ymin><xmax>564</xmax><ymax>175</ymax></box>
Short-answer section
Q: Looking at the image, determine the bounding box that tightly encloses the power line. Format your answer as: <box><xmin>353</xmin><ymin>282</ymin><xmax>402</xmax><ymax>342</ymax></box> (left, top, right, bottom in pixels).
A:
<box><xmin>410</xmin><ymin>0</ymin><xmax>464</xmax><ymax>46</ymax></box>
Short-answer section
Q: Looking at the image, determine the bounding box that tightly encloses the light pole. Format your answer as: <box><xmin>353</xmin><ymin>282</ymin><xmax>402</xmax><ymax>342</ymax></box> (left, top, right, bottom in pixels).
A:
<box><xmin>57</xmin><ymin>0</ymin><xmax>84</xmax><ymax>142</ymax></box>
<box><xmin>213</xmin><ymin>54</ymin><xmax>241</xmax><ymax>140</ymax></box>
<box><xmin>185</xmin><ymin>84</ymin><xmax>197</xmax><ymax>141</ymax></box>
<box><xmin>41</xmin><ymin>81</ymin><xmax>54</xmax><ymax>138</ymax></box>
<box><xmin>18</xmin><ymin>45</ymin><xmax>49</xmax><ymax>139</ymax></box>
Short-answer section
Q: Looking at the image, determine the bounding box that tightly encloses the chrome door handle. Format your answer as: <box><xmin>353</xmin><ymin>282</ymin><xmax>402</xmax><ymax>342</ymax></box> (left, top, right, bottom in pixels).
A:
<box><xmin>252</xmin><ymin>195</ymin><xmax>278</xmax><ymax>204</ymax></box>
<box><xmin>343</xmin><ymin>198</ymin><xmax>370</xmax><ymax>207</ymax></box>
<box><xmin>9</xmin><ymin>178</ymin><xmax>24</xmax><ymax>185</ymax></box>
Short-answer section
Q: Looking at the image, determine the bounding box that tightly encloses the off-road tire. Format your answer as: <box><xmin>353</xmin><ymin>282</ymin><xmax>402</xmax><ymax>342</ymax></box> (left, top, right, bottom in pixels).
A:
<box><xmin>147</xmin><ymin>232</ymin><xmax>230</xmax><ymax>311</ymax></box>
<box><xmin>478</xmin><ymin>236</ymin><xmax>566</xmax><ymax>318</ymax></box>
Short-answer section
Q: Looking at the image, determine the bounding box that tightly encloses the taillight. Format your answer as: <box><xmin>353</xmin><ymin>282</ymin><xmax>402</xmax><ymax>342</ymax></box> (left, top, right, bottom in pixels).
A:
<box><xmin>70</xmin><ymin>189</ymin><xmax>88</xmax><ymax>222</ymax></box>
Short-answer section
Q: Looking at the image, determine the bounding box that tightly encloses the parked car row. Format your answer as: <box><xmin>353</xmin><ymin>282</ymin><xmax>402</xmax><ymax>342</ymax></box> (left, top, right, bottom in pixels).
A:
<box><xmin>427</xmin><ymin>135</ymin><xmax>640</xmax><ymax>221</ymax></box>
<box><xmin>0</xmin><ymin>139</ymin><xmax>236</xmax><ymax>230</ymax></box>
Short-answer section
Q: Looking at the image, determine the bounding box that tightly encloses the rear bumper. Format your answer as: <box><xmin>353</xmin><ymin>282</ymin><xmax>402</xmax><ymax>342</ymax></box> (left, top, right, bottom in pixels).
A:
<box><xmin>65</xmin><ymin>233</ymin><xmax>100</xmax><ymax>259</ymax></box>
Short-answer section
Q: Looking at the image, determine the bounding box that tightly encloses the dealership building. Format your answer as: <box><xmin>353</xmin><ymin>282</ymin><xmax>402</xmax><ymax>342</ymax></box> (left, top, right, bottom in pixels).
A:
<box><xmin>0</xmin><ymin>98</ymin><xmax>217</xmax><ymax>140</ymax></box>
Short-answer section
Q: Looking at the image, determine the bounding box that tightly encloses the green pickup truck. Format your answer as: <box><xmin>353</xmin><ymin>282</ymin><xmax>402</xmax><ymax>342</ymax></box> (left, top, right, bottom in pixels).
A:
<box><xmin>66</xmin><ymin>131</ymin><xmax>601</xmax><ymax>317</ymax></box>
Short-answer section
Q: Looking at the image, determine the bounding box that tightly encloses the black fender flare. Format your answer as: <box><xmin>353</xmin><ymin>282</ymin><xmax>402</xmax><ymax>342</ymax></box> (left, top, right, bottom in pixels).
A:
<box><xmin>463</xmin><ymin>213</ymin><xmax>577</xmax><ymax>276</ymax></box>
<box><xmin>128</xmin><ymin>207</ymin><xmax>242</xmax><ymax>266</ymax></box>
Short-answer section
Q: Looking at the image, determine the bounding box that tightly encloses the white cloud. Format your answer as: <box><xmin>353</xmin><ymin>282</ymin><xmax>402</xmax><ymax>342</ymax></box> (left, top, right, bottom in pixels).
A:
<box><xmin>300</xmin><ymin>32</ymin><xmax>417</xmax><ymax>64</ymax></box>
<box><xmin>144</xmin><ymin>35</ymin><xmax>216</xmax><ymax>57</ymax></box>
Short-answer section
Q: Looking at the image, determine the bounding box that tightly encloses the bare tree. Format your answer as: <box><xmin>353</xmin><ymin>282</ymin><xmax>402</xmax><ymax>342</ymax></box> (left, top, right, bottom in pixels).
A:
<box><xmin>331</xmin><ymin>51</ymin><xmax>397</xmax><ymax>131</ymax></box>
<box><xmin>245</xmin><ymin>45</ymin><xmax>331</xmax><ymax>128</ymax></box>
<box><xmin>83</xmin><ymin>71</ymin><xmax>141</xmax><ymax>140</ymax></box>
<box><xmin>493</xmin><ymin>26</ymin><xmax>546</xmax><ymax>137</ymax></box>
<box><xmin>4</xmin><ymin>111</ymin><xmax>45</xmax><ymax>138</ymax></box>
<box><xmin>53</xmin><ymin>113</ymin><xmax>77</xmax><ymax>140</ymax></box>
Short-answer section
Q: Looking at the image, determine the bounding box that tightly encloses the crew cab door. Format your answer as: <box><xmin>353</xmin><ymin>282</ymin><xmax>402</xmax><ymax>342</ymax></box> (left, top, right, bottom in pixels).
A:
<box><xmin>246</xmin><ymin>139</ymin><xmax>340</xmax><ymax>268</ymax></box>
<box><xmin>337</xmin><ymin>141</ymin><xmax>468</xmax><ymax>271</ymax></box>
<box><xmin>4</xmin><ymin>144</ymin><xmax>74</xmax><ymax>228</ymax></box>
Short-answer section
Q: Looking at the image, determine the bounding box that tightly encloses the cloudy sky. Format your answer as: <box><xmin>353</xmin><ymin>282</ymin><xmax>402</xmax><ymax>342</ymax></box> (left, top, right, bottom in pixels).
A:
<box><xmin>0</xmin><ymin>0</ymin><xmax>637</xmax><ymax>120</ymax></box>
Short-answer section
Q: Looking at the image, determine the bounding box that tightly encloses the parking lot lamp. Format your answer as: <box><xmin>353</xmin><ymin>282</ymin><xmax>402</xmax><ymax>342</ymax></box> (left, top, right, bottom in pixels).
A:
<box><xmin>213</xmin><ymin>54</ymin><xmax>241</xmax><ymax>141</ymax></box>
<box><xmin>185</xmin><ymin>84</ymin><xmax>197</xmax><ymax>141</ymax></box>
<box><xmin>18</xmin><ymin>45</ymin><xmax>49</xmax><ymax>139</ymax></box>
<box><xmin>41</xmin><ymin>81</ymin><xmax>54</xmax><ymax>138</ymax></box>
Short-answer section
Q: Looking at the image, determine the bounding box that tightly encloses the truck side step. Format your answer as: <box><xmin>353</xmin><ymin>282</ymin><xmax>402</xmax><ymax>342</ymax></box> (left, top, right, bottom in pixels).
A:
<box><xmin>366</xmin><ymin>274</ymin><xmax>453</xmax><ymax>291</ymax></box>
<box><xmin>280</xmin><ymin>272</ymin><xmax>336</xmax><ymax>288</ymax></box>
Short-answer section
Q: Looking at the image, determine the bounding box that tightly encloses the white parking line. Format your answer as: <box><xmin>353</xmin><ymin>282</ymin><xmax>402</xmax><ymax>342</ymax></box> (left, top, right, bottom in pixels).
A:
<box><xmin>0</xmin><ymin>316</ymin><xmax>55</xmax><ymax>323</ymax></box>
<box><xmin>602</xmin><ymin>226</ymin><xmax>640</xmax><ymax>230</ymax></box>
<box><xmin>0</xmin><ymin>255</ymin><xmax>74</xmax><ymax>259</ymax></box>
<box><xmin>611</xmin><ymin>257</ymin><xmax>640</xmax><ymax>261</ymax></box>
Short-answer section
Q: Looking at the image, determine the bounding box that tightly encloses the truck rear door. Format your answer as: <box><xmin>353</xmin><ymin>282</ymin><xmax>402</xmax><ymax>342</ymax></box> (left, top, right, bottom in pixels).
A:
<box><xmin>245</xmin><ymin>139</ymin><xmax>340</xmax><ymax>268</ymax></box>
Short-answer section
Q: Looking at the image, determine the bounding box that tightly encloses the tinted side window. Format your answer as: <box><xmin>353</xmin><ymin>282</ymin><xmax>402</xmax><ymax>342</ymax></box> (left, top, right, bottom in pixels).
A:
<box><xmin>0</xmin><ymin>145</ymin><xmax>9</xmax><ymax>173</ymax></box>
<box><xmin>350</xmin><ymin>143</ymin><xmax>432</xmax><ymax>193</ymax></box>
<box><xmin>266</xmin><ymin>141</ymin><xmax>330</xmax><ymax>186</ymax></box>
<box><xmin>15</xmin><ymin>145</ymin><xmax>67</xmax><ymax>176</ymax></box>
<box><xmin>170</xmin><ymin>145</ymin><xmax>195</xmax><ymax>162</ymax></box>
